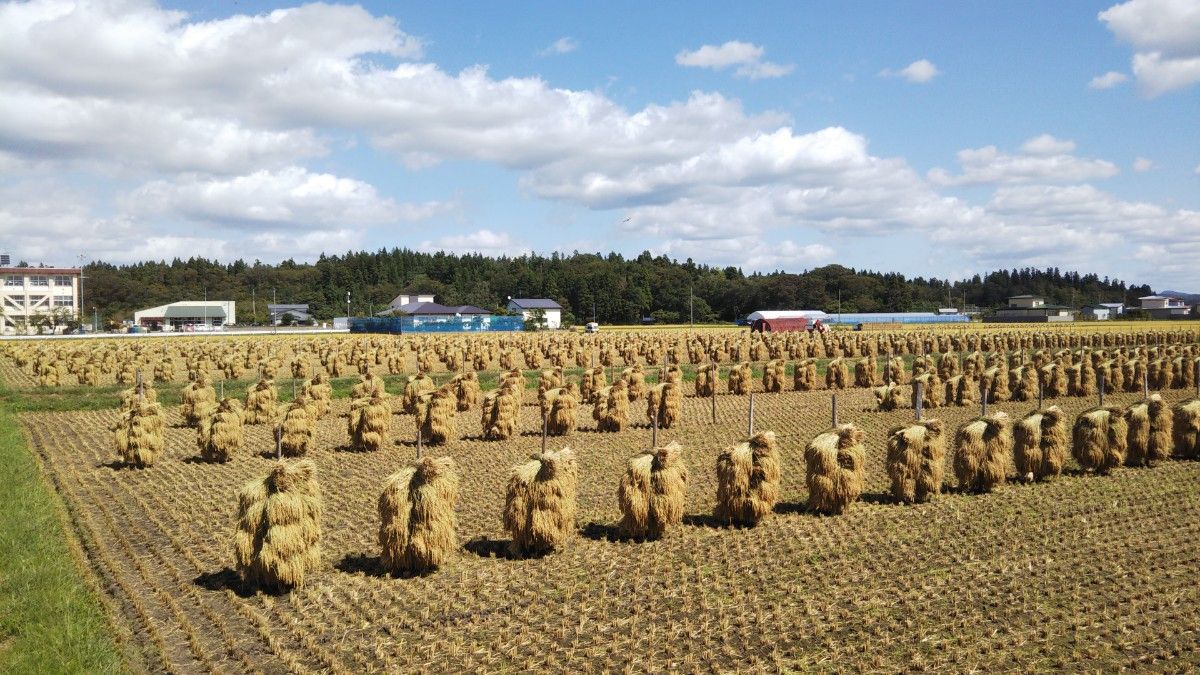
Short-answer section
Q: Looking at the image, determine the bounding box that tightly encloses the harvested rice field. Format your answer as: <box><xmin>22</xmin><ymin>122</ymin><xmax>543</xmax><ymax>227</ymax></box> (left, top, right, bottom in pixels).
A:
<box><xmin>5</xmin><ymin>327</ymin><xmax>1200</xmax><ymax>671</ymax></box>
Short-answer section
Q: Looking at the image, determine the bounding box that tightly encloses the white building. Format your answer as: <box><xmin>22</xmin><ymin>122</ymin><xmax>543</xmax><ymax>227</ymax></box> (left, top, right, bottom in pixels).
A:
<box><xmin>1</xmin><ymin>266</ymin><xmax>81</xmax><ymax>334</ymax></box>
<box><xmin>507</xmin><ymin>298</ymin><xmax>562</xmax><ymax>329</ymax></box>
<box><xmin>134</xmin><ymin>301</ymin><xmax>236</xmax><ymax>331</ymax></box>
<box><xmin>1098</xmin><ymin>302</ymin><xmax>1124</xmax><ymax>316</ymax></box>
<box><xmin>386</xmin><ymin>294</ymin><xmax>435</xmax><ymax>312</ymax></box>
<box><xmin>1080</xmin><ymin>305</ymin><xmax>1111</xmax><ymax>321</ymax></box>
<box><xmin>1138</xmin><ymin>295</ymin><xmax>1192</xmax><ymax>319</ymax></box>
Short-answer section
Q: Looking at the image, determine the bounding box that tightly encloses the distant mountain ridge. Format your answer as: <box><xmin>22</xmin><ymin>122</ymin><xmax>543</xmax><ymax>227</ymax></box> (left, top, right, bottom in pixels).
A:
<box><xmin>1160</xmin><ymin>290</ymin><xmax>1200</xmax><ymax>304</ymax></box>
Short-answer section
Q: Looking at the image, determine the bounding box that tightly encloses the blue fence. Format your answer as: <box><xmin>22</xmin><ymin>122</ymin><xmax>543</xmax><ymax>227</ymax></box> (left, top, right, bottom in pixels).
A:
<box><xmin>349</xmin><ymin>315</ymin><xmax>526</xmax><ymax>334</ymax></box>
<box><xmin>823</xmin><ymin>313</ymin><xmax>970</xmax><ymax>325</ymax></box>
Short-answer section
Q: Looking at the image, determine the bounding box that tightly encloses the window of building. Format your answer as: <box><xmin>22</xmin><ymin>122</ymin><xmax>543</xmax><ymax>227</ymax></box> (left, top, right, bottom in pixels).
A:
<box><xmin>4</xmin><ymin>275</ymin><xmax>21</xmax><ymax>287</ymax></box>
<box><xmin>53</xmin><ymin>275</ymin><xmax>73</xmax><ymax>286</ymax></box>
<box><xmin>29</xmin><ymin>275</ymin><xmax>49</xmax><ymax>286</ymax></box>
<box><xmin>54</xmin><ymin>295</ymin><xmax>73</xmax><ymax>307</ymax></box>
<box><xmin>26</xmin><ymin>295</ymin><xmax>46</xmax><ymax>305</ymax></box>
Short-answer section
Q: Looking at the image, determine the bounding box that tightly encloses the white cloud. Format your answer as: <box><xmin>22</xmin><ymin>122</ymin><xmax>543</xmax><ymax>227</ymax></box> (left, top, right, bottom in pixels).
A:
<box><xmin>1131</xmin><ymin>51</ymin><xmax>1200</xmax><ymax>96</ymax></box>
<box><xmin>1132</xmin><ymin>157</ymin><xmax>1154</xmax><ymax>171</ymax></box>
<box><xmin>127</xmin><ymin>167</ymin><xmax>451</xmax><ymax>229</ymax></box>
<box><xmin>1088</xmin><ymin>70</ymin><xmax>1129</xmax><ymax>89</ymax></box>
<box><xmin>1020</xmin><ymin>134</ymin><xmax>1077</xmax><ymax>155</ymax></box>
<box><xmin>0</xmin><ymin>87</ymin><xmax>325</xmax><ymax>173</ymax></box>
<box><xmin>418</xmin><ymin>229</ymin><xmax>530</xmax><ymax>256</ymax></box>
<box><xmin>0</xmin><ymin>1</ymin><xmax>1196</xmax><ymax>283</ymax></box>
<box><xmin>1195</xmin><ymin>163</ymin><xmax>1200</xmax><ymax>174</ymax></box>
<box><xmin>658</xmin><ymin>237</ymin><xmax>834</xmax><ymax>271</ymax></box>
<box><xmin>1099</xmin><ymin>0</ymin><xmax>1200</xmax><ymax>96</ymax></box>
<box><xmin>880</xmin><ymin>59</ymin><xmax>940</xmax><ymax>84</ymax></box>
<box><xmin>929</xmin><ymin>136</ymin><xmax>1118</xmax><ymax>186</ymax></box>
<box><xmin>538</xmin><ymin>37</ymin><xmax>578</xmax><ymax>56</ymax></box>
<box><xmin>675</xmin><ymin>41</ymin><xmax>793</xmax><ymax>79</ymax></box>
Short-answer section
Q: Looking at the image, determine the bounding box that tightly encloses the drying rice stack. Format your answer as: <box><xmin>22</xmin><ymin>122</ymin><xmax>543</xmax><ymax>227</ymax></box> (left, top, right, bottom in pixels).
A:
<box><xmin>538</xmin><ymin>368</ymin><xmax>564</xmax><ymax>406</ymax></box>
<box><xmin>1125</xmin><ymin>394</ymin><xmax>1173</xmax><ymax>467</ymax></box>
<box><xmin>617</xmin><ymin>442</ymin><xmax>689</xmax><ymax>540</ymax></box>
<box><xmin>953</xmin><ymin>412</ymin><xmax>1012</xmax><ymax>493</ymax></box>
<box><xmin>276</xmin><ymin>397</ymin><xmax>314</xmax><ymax>457</ymax></box>
<box><xmin>646</xmin><ymin>380</ymin><xmax>681</xmax><ymax>429</ymax></box>
<box><xmin>805</xmin><ymin>424</ymin><xmax>867</xmax><ymax>515</ymax></box>
<box><xmin>119</xmin><ymin>384</ymin><xmax>158</xmax><ymax>412</ymax></box>
<box><xmin>243</xmin><ymin>378</ymin><xmax>278</xmax><ymax>425</ymax></box>
<box><xmin>762</xmin><ymin>359</ymin><xmax>786</xmax><ymax>393</ymax></box>
<box><xmin>1009</xmin><ymin>365</ymin><xmax>1039</xmax><ymax>402</ymax></box>
<box><xmin>233</xmin><ymin>460</ymin><xmax>322</xmax><ymax>590</ymax></box>
<box><xmin>589</xmin><ymin>366</ymin><xmax>608</xmax><ymax>395</ymax></box>
<box><xmin>418</xmin><ymin>386</ymin><xmax>457</xmax><ymax>446</ymax></box>
<box><xmin>885</xmin><ymin>419</ymin><xmax>945</xmax><ymax>503</ymax></box>
<box><xmin>873</xmin><ymin>383</ymin><xmax>903</xmax><ymax>412</ymax></box>
<box><xmin>503</xmin><ymin>448</ymin><xmax>578</xmax><ymax>557</ymax></box>
<box><xmin>596</xmin><ymin>379</ymin><xmax>630</xmax><ymax>432</ymax></box>
<box><xmin>200</xmin><ymin>398</ymin><xmax>245</xmax><ymax>463</ymax></box>
<box><xmin>825</xmin><ymin>358</ymin><xmax>849</xmax><ymax>390</ymax></box>
<box><xmin>378</xmin><ymin>456</ymin><xmax>459</xmax><ymax>575</ymax></box>
<box><xmin>402</xmin><ymin>373</ymin><xmax>436</xmax><ymax>414</ymax></box>
<box><xmin>79</xmin><ymin>362</ymin><xmax>100</xmax><ymax>386</ymax></box>
<box><xmin>728</xmin><ymin>362</ymin><xmax>752</xmax><ymax>395</ymax></box>
<box><xmin>1077</xmin><ymin>359</ymin><xmax>1097</xmax><ymax>397</ymax></box>
<box><xmin>913</xmin><ymin>372</ymin><xmax>942</xmax><ymax>408</ymax></box>
<box><xmin>351</xmin><ymin>373</ymin><xmax>385</xmax><ymax>400</ymax></box>
<box><xmin>542</xmin><ymin>384</ymin><xmax>579</xmax><ymax>436</ymax></box>
<box><xmin>982</xmin><ymin>366</ymin><xmax>1010</xmax><ymax>402</ymax></box>
<box><xmin>451</xmin><ymin>371</ymin><xmax>481</xmax><ymax>411</ymax></box>
<box><xmin>938</xmin><ymin>352</ymin><xmax>960</xmax><ymax>380</ymax></box>
<box><xmin>713</xmin><ymin>432</ymin><xmax>781</xmax><ymax>526</ymax></box>
<box><xmin>348</xmin><ymin>392</ymin><xmax>392</xmax><ymax>452</ymax></box>
<box><xmin>944</xmin><ymin>374</ymin><xmax>976</xmax><ymax>407</ymax></box>
<box><xmin>1072</xmin><ymin>407</ymin><xmax>1128</xmax><ymax>474</ymax></box>
<box><xmin>302</xmin><ymin>372</ymin><xmax>333</xmax><ymax>419</ymax></box>
<box><xmin>911</xmin><ymin>355</ymin><xmax>936</xmax><ymax>378</ymax></box>
<box><xmin>154</xmin><ymin>359</ymin><xmax>174</xmax><ymax>383</ymax></box>
<box><xmin>882</xmin><ymin>356</ymin><xmax>908</xmax><ymax>385</ymax></box>
<box><xmin>481</xmin><ymin>383</ymin><xmax>521</xmax><ymax>441</ymax></box>
<box><xmin>1171</xmin><ymin>398</ymin><xmax>1200</xmax><ymax>459</ymax></box>
<box><xmin>623</xmin><ymin>364</ymin><xmax>647</xmax><ymax>402</ymax></box>
<box><xmin>694</xmin><ymin>363</ymin><xmax>717</xmax><ymax>397</ymax></box>
<box><xmin>794</xmin><ymin>358</ymin><xmax>818</xmax><ymax>391</ymax></box>
<box><xmin>1013</xmin><ymin>406</ymin><xmax>1067</xmax><ymax>482</ymax></box>
<box><xmin>854</xmin><ymin>356</ymin><xmax>877</xmax><ymax>388</ymax></box>
<box><xmin>1040</xmin><ymin>363</ymin><xmax>1068</xmax><ymax>398</ymax></box>
<box><xmin>291</xmin><ymin>356</ymin><xmax>310</xmax><ymax>380</ymax></box>
<box><xmin>181</xmin><ymin>375</ymin><xmax>217</xmax><ymax>427</ymax></box>
<box><xmin>113</xmin><ymin>399</ymin><xmax>166</xmax><ymax>467</ymax></box>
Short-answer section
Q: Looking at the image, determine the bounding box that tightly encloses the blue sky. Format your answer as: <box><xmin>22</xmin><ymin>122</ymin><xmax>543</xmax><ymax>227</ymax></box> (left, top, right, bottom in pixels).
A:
<box><xmin>1</xmin><ymin>0</ymin><xmax>1198</xmax><ymax>289</ymax></box>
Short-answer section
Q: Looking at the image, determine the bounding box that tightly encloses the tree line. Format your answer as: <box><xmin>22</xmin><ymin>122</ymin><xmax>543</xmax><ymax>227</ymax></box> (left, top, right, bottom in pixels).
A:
<box><xmin>81</xmin><ymin>249</ymin><xmax>1151</xmax><ymax>325</ymax></box>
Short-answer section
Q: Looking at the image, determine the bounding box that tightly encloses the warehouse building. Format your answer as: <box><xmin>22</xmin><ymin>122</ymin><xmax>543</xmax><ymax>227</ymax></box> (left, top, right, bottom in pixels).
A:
<box><xmin>134</xmin><ymin>301</ymin><xmax>236</xmax><ymax>331</ymax></box>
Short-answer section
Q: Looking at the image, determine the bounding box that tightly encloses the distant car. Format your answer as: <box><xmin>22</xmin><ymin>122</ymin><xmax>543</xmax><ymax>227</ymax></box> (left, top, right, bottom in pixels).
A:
<box><xmin>585</xmin><ymin>322</ymin><xmax>600</xmax><ymax>333</ymax></box>
<box><xmin>734</xmin><ymin>318</ymin><xmax>750</xmax><ymax>327</ymax></box>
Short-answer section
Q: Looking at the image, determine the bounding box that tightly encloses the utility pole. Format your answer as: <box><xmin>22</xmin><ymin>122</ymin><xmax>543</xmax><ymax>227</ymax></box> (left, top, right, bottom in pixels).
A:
<box><xmin>203</xmin><ymin>286</ymin><xmax>208</xmax><ymax>331</ymax></box>
<box><xmin>272</xmin><ymin>287</ymin><xmax>277</xmax><ymax>335</ymax></box>
<box><xmin>77</xmin><ymin>253</ymin><xmax>85</xmax><ymax>329</ymax></box>
<box><xmin>346</xmin><ymin>290</ymin><xmax>351</xmax><ymax>323</ymax></box>
<box><xmin>252</xmin><ymin>286</ymin><xmax>256</xmax><ymax>325</ymax></box>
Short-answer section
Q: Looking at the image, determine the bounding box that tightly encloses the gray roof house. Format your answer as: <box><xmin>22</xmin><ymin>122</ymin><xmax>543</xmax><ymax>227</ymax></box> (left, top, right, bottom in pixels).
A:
<box><xmin>267</xmin><ymin>303</ymin><xmax>312</xmax><ymax>324</ymax></box>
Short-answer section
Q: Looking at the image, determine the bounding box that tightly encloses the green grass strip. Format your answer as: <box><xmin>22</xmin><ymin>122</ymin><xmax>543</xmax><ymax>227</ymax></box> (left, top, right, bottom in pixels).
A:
<box><xmin>0</xmin><ymin>400</ymin><xmax>123</xmax><ymax>671</ymax></box>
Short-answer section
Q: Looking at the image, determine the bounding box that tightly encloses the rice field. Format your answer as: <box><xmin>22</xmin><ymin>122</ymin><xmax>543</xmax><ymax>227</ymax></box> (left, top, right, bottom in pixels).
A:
<box><xmin>4</xmin><ymin>326</ymin><xmax>1200</xmax><ymax>671</ymax></box>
